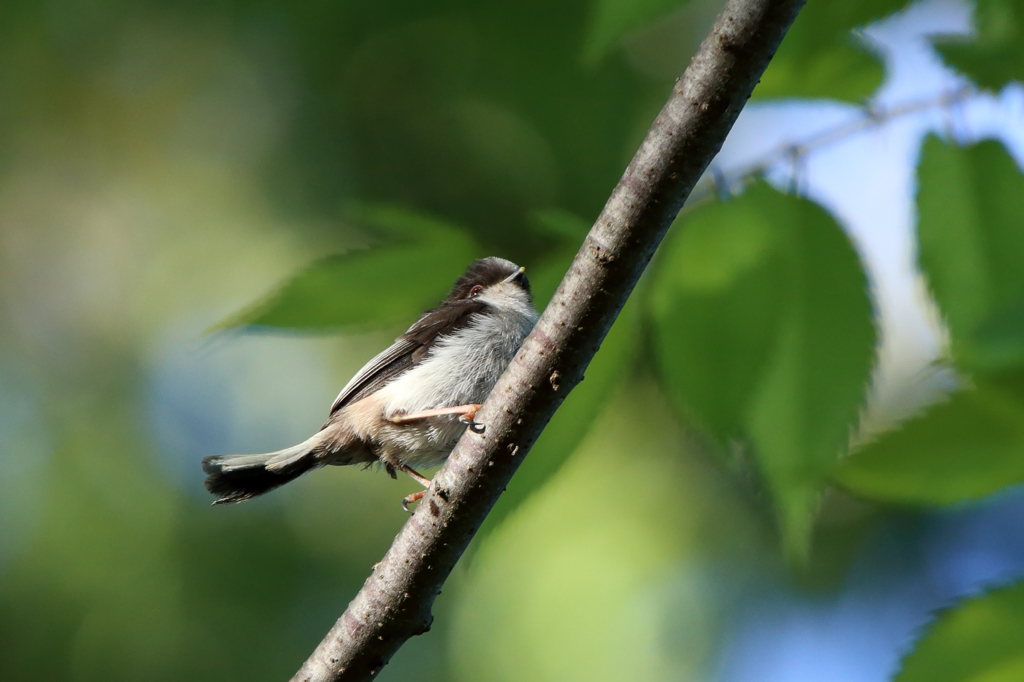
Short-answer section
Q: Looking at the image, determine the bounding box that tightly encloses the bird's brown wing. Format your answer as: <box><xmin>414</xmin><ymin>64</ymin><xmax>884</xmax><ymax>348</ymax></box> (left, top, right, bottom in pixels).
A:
<box><xmin>325</xmin><ymin>299</ymin><xmax>487</xmax><ymax>419</ymax></box>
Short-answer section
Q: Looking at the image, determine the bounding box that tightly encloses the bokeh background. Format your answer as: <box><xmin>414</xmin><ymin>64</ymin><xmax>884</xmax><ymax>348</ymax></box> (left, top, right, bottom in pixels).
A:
<box><xmin>2</xmin><ymin>0</ymin><xmax>1024</xmax><ymax>680</ymax></box>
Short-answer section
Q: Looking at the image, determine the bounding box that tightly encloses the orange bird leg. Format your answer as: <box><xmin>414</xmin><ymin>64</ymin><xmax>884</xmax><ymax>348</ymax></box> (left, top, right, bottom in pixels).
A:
<box><xmin>401</xmin><ymin>490</ymin><xmax>427</xmax><ymax>513</ymax></box>
<box><xmin>397</xmin><ymin>463</ymin><xmax>431</xmax><ymax>488</ymax></box>
<box><xmin>397</xmin><ymin>463</ymin><xmax>432</xmax><ymax>513</ymax></box>
<box><xmin>387</xmin><ymin>404</ymin><xmax>482</xmax><ymax>425</ymax></box>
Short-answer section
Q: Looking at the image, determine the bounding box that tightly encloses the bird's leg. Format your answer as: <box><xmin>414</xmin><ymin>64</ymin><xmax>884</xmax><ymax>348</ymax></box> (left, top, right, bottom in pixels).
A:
<box><xmin>388</xmin><ymin>404</ymin><xmax>482</xmax><ymax>424</ymax></box>
<box><xmin>397</xmin><ymin>463</ymin><xmax>432</xmax><ymax>513</ymax></box>
<box><xmin>388</xmin><ymin>404</ymin><xmax>483</xmax><ymax>428</ymax></box>
<box><xmin>397</xmin><ymin>463</ymin><xmax>431</xmax><ymax>488</ymax></box>
<box><xmin>402</xmin><ymin>490</ymin><xmax>426</xmax><ymax>513</ymax></box>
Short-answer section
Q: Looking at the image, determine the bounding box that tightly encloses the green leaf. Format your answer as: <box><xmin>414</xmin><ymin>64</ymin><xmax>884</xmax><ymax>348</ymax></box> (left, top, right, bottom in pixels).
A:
<box><xmin>650</xmin><ymin>184</ymin><xmax>876</xmax><ymax>559</ymax></box>
<box><xmin>754</xmin><ymin>1</ymin><xmax>910</xmax><ymax>101</ymax></box>
<box><xmin>965</xmin><ymin>294</ymin><xmax>1024</xmax><ymax>373</ymax></box>
<box><xmin>649</xmin><ymin>195</ymin><xmax>786</xmax><ymax>440</ymax></box>
<box><xmin>832</xmin><ymin>138</ymin><xmax>1024</xmax><ymax>507</ymax></box>
<box><xmin>218</xmin><ymin>206</ymin><xmax>479</xmax><ymax>332</ymax></box>
<box><xmin>897</xmin><ymin>583</ymin><xmax>1024</xmax><ymax>682</ymax></box>
<box><xmin>744</xmin><ymin>188</ymin><xmax>876</xmax><ymax>560</ymax></box>
<box><xmin>917</xmin><ymin>136</ymin><xmax>1024</xmax><ymax>373</ymax></box>
<box><xmin>755</xmin><ymin>44</ymin><xmax>884</xmax><ymax>102</ymax></box>
<box><xmin>582</xmin><ymin>0</ymin><xmax>693</xmax><ymax>64</ymax></box>
<box><xmin>933</xmin><ymin>0</ymin><xmax>1024</xmax><ymax>91</ymax></box>
<box><xmin>835</xmin><ymin>382</ymin><xmax>1024</xmax><ymax>504</ymax></box>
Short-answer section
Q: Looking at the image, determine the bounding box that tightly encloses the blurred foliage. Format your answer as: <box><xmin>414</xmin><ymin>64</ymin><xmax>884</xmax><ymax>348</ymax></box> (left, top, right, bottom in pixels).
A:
<box><xmin>916</xmin><ymin>138</ymin><xmax>1024</xmax><ymax>375</ymax></box>
<box><xmin>837</xmin><ymin>384</ymin><xmax>1024</xmax><ymax>504</ymax></box>
<box><xmin>649</xmin><ymin>183</ymin><xmax>875</xmax><ymax>560</ymax></box>
<box><xmin>452</xmin><ymin>381</ymin><xmax>754</xmax><ymax>682</ymax></box>
<box><xmin>583</xmin><ymin>0</ymin><xmax>695</xmax><ymax>64</ymax></box>
<box><xmin>836</xmin><ymin>138</ymin><xmax>1024</xmax><ymax>505</ymax></box>
<box><xmin>752</xmin><ymin>0</ymin><xmax>910</xmax><ymax>101</ymax></box>
<box><xmin>223</xmin><ymin>206</ymin><xmax>480</xmax><ymax>332</ymax></box>
<box><xmin>896</xmin><ymin>583</ymin><xmax>1024</xmax><ymax>682</ymax></box>
<box><xmin>1</xmin><ymin>0</ymin><xmax>1024</xmax><ymax>681</ymax></box>
<box><xmin>835</xmin><ymin>135</ymin><xmax>1024</xmax><ymax>678</ymax></box>
<box><xmin>933</xmin><ymin>0</ymin><xmax>1024</xmax><ymax>91</ymax></box>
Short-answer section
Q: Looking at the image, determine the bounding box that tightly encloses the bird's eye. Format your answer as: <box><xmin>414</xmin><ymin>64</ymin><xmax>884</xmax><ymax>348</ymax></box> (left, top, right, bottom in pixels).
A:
<box><xmin>470</xmin><ymin>285</ymin><xmax>484</xmax><ymax>297</ymax></box>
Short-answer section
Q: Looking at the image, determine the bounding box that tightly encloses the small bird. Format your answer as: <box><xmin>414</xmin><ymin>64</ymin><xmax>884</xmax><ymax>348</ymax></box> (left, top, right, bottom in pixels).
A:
<box><xmin>202</xmin><ymin>257</ymin><xmax>538</xmax><ymax>510</ymax></box>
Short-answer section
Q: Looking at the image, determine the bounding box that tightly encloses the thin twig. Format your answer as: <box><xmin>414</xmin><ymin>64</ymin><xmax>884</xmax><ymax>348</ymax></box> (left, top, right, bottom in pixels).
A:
<box><xmin>690</xmin><ymin>86</ymin><xmax>975</xmax><ymax>208</ymax></box>
<box><xmin>290</xmin><ymin>0</ymin><xmax>806</xmax><ymax>679</ymax></box>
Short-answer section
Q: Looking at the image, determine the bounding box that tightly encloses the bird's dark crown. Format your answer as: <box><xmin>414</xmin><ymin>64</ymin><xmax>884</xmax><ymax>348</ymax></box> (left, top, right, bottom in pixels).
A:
<box><xmin>446</xmin><ymin>257</ymin><xmax>531</xmax><ymax>301</ymax></box>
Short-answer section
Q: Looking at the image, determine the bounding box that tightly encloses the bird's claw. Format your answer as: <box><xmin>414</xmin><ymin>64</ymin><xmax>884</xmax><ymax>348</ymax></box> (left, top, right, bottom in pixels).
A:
<box><xmin>458</xmin><ymin>408</ymin><xmax>485</xmax><ymax>433</ymax></box>
<box><xmin>402</xmin><ymin>490</ymin><xmax>426</xmax><ymax>513</ymax></box>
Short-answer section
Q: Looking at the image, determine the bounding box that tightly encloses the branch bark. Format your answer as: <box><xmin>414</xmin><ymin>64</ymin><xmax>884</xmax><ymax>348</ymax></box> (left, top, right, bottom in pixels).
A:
<box><xmin>291</xmin><ymin>0</ymin><xmax>805</xmax><ymax>679</ymax></box>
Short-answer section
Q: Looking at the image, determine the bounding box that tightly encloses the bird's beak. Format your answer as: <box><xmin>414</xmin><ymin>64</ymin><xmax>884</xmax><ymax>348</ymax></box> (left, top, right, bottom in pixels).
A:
<box><xmin>503</xmin><ymin>266</ymin><xmax>526</xmax><ymax>283</ymax></box>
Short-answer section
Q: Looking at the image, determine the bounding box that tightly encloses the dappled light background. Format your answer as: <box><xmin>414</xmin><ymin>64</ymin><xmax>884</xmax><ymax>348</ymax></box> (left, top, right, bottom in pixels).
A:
<box><xmin>1</xmin><ymin>0</ymin><xmax>1023</xmax><ymax>680</ymax></box>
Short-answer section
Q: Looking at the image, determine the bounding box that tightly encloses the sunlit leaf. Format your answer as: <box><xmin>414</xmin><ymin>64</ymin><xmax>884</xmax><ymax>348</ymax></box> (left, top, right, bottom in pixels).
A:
<box><xmin>830</xmin><ymin>138</ymin><xmax>1024</xmax><ymax>507</ymax></box>
<box><xmin>649</xmin><ymin>196</ymin><xmax>785</xmax><ymax>440</ymax></box>
<box><xmin>932</xmin><ymin>0</ymin><xmax>1024</xmax><ymax>91</ymax></box>
<box><xmin>835</xmin><ymin>383</ymin><xmax>1024</xmax><ymax>504</ymax></box>
<box><xmin>651</xmin><ymin>183</ymin><xmax>876</xmax><ymax>560</ymax></box>
<box><xmin>754</xmin><ymin>0</ymin><xmax>910</xmax><ymax>101</ymax></box>
<box><xmin>755</xmin><ymin>44</ymin><xmax>884</xmax><ymax>101</ymax></box>
<box><xmin>896</xmin><ymin>583</ymin><xmax>1024</xmax><ymax>682</ymax></box>
<box><xmin>218</xmin><ymin>206</ymin><xmax>479</xmax><ymax>332</ymax></box>
<box><xmin>582</xmin><ymin>0</ymin><xmax>693</xmax><ymax>64</ymax></box>
<box><xmin>965</xmin><ymin>294</ymin><xmax>1024</xmax><ymax>373</ymax></box>
<box><xmin>917</xmin><ymin>136</ymin><xmax>1024</xmax><ymax>373</ymax></box>
<box><xmin>744</xmin><ymin>187</ymin><xmax>876</xmax><ymax>561</ymax></box>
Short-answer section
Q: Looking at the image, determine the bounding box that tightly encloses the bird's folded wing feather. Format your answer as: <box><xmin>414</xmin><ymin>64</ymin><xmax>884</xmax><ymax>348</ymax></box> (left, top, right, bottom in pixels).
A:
<box><xmin>325</xmin><ymin>300</ymin><xmax>487</xmax><ymax>419</ymax></box>
<box><xmin>326</xmin><ymin>338</ymin><xmax>418</xmax><ymax>418</ymax></box>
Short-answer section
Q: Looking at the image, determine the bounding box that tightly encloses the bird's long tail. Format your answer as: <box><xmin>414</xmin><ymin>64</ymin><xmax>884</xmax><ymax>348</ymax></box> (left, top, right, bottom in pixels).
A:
<box><xmin>202</xmin><ymin>435</ymin><xmax>325</xmax><ymax>505</ymax></box>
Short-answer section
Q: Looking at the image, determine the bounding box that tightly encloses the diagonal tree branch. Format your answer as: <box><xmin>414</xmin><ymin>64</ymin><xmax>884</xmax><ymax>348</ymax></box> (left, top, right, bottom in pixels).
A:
<box><xmin>291</xmin><ymin>0</ymin><xmax>805</xmax><ymax>679</ymax></box>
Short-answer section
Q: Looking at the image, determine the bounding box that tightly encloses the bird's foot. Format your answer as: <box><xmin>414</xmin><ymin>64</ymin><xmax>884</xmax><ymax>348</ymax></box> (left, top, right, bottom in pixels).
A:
<box><xmin>389</xmin><ymin>404</ymin><xmax>484</xmax><ymax>432</ymax></box>
<box><xmin>402</xmin><ymin>490</ymin><xmax>427</xmax><ymax>513</ymax></box>
<box><xmin>394</xmin><ymin>462</ymin><xmax>431</xmax><ymax>513</ymax></box>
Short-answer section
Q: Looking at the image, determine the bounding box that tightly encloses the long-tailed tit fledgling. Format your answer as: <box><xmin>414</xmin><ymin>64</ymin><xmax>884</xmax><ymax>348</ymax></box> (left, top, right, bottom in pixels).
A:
<box><xmin>202</xmin><ymin>257</ymin><xmax>538</xmax><ymax>510</ymax></box>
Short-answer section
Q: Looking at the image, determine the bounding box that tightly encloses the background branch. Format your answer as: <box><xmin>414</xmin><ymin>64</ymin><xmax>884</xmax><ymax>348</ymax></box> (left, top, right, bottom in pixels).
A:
<box><xmin>291</xmin><ymin>0</ymin><xmax>806</xmax><ymax>679</ymax></box>
<box><xmin>686</xmin><ymin>85</ymin><xmax>975</xmax><ymax>208</ymax></box>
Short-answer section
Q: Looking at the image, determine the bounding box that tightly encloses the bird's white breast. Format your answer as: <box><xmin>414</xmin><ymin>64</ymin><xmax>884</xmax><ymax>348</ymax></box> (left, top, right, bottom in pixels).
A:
<box><xmin>374</xmin><ymin>289</ymin><xmax>537</xmax><ymax>466</ymax></box>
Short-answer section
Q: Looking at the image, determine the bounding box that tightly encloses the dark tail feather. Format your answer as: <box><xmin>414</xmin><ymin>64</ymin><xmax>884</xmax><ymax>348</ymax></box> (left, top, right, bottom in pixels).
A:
<box><xmin>202</xmin><ymin>436</ymin><xmax>323</xmax><ymax>504</ymax></box>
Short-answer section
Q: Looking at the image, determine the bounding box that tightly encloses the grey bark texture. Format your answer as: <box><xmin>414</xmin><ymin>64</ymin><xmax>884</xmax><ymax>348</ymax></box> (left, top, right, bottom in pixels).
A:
<box><xmin>291</xmin><ymin>0</ymin><xmax>806</xmax><ymax>679</ymax></box>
